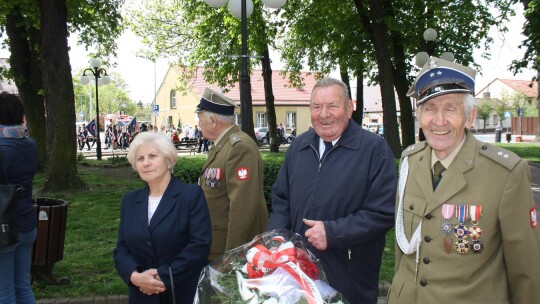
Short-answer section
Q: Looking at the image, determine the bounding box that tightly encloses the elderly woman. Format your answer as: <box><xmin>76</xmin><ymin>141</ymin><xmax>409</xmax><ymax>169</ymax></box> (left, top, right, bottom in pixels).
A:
<box><xmin>113</xmin><ymin>132</ymin><xmax>211</xmax><ymax>304</ymax></box>
<box><xmin>0</xmin><ymin>93</ymin><xmax>38</xmax><ymax>304</ymax></box>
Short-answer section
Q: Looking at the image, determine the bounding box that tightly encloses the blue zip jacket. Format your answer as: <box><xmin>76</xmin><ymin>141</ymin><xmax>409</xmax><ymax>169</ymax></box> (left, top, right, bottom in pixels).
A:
<box><xmin>268</xmin><ymin>120</ymin><xmax>396</xmax><ymax>303</ymax></box>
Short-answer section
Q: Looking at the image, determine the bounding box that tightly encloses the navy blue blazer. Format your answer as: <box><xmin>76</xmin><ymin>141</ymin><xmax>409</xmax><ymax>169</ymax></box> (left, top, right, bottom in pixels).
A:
<box><xmin>113</xmin><ymin>176</ymin><xmax>211</xmax><ymax>304</ymax></box>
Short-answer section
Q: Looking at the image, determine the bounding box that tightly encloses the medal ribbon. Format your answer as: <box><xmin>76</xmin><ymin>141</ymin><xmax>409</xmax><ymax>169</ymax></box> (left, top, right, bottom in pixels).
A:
<box><xmin>441</xmin><ymin>204</ymin><xmax>454</xmax><ymax>220</ymax></box>
<box><xmin>456</xmin><ymin>204</ymin><xmax>468</xmax><ymax>223</ymax></box>
<box><xmin>470</xmin><ymin>205</ymin><xmax>482</xmax><ymax>222</ymax></box>
<box><xmin>216</xmin><ymin>168</ymin><xmax>221</xmax><ymax>180</ymax></box>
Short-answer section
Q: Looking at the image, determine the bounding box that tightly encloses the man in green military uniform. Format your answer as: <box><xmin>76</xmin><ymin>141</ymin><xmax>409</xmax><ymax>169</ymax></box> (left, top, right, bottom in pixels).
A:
<box><xmin>388</xmin><ymin>57</ymin><xmax>540</xmax><ymax>304</ymax></box>
<box><xmin>196</xmin><ymin>88</ymin><xmax>268</xmax><ymax>260</ymax></box>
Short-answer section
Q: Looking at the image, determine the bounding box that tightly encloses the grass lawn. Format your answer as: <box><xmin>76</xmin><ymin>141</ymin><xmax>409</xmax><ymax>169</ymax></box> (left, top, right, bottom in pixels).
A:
<box><xmin>30</xmin><ymin>142</ymin><xmax>538</xmax><ymax>298</ymax></box>
<box><xmin>32</xmin><ymin>165</ymin><xmax>144</xmax><ymax>299</ymax></box>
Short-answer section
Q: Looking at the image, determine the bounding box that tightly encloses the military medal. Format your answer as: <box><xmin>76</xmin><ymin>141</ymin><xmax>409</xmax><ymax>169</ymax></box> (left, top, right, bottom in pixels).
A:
<box><xmin>470</xmin><ymin>239</ymin><xmax>484</xmax><ymax>253</ymax></box>
<box><xmin>215</xmin><ymin>168</ymin><xmax>222</xmax><ymax>188</ymax></box>
<box><xmin>454</xmin><ymin>239</ymin><xmax>469</xmax><ymax>254</ymax></box>
<box><xmin>468</xmin><ymin>205</ymin><xmax>483</xmax><ymax>240</ymax></box>
<box><xmin>204</xmin><ymin>168</ymin><xmax>211</xmax><ymax>186</ymax></box>
<box><xmin>441</xmin><ymin>204</ymin><xmax>454</xmax><ymax>254</ymax></box>
<box><xmin>454</xmin><ymin>204</ymin><xmax>469</xmax><ymax>239</ymax></box>
<box><xmin>440</xmin><ymin>204</ymin><xmax>454</xmax><ymax>234</ymax></box>
<box><xmin>454</xmin><ymin>204</ymin><xmax>469</xmax><ymax>254</ymax></box>
<box><xmin>210</xmin><ymin>168</ymin><xmax>216</xmax><ymax>188</ymax></box>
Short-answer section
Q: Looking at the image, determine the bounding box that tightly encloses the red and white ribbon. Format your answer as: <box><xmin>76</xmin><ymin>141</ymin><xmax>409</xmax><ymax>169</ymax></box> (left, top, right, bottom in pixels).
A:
<box><xmin>243</xmin><ymin>241</ymin><xmax>323</xmax><ymax>304</ymax></box>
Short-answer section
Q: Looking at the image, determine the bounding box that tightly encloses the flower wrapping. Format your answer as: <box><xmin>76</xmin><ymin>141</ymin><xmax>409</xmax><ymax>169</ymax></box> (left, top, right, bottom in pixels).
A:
<box><xmin>194</xmin><ymin>229</ymin><xmax>349</xmax><ymax>304</ymax></box>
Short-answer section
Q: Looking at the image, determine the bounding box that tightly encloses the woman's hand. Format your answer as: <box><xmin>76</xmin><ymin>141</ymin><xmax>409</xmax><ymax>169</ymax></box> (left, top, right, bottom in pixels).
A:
<box><xmin>130</xmin><ymin>269</ymin><xmax>166</xmax><ymax>295</ymax></box>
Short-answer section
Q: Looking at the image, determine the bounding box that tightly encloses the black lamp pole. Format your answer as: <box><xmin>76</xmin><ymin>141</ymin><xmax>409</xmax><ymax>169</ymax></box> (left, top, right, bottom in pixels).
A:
<box><xmin>240</xmin><ymin>0</ymin><xmax>254</xmax><ymax>133</ymax></box>
<box><xmin>82</xmin><ymin>66</ymin><xmax>108</xmax><ymax>160</ymax></box>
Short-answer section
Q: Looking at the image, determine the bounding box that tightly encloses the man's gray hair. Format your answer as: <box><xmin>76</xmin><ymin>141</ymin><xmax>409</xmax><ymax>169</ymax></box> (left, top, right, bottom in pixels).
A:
<box><xmin>201</xmin><ymin>110</ymin><xmax>235</xmax><ymax>124</ymax></box>
<box><xmin>463</xmin><ymin>94</ymin><xmax>476</xmax><ymax>118</ymax></box>
<box><xmin>312</xmin><ymin>77</ymin><xmax>351</xmax><ymax>102</ymax></box>
<box><xmin>311</xmin><ymin>77</ymin><xmax>352</xmax><ymax>113</ymax></box>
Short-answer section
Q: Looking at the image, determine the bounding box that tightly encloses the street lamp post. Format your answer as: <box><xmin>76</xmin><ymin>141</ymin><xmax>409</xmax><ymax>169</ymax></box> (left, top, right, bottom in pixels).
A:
<box><xmin>204</xmin><ymin>0</ymin><xmax>286</xmax><ymax>134</ymax></box>
<box><xmin>80</xmin><ymin>58</ymin><xmax>111</xmax><ymax>160</ymax></box>
<box><xmin>414</xmin><ymin>28</ymin><xmax>454</xmax><ymax>141</ymax></box>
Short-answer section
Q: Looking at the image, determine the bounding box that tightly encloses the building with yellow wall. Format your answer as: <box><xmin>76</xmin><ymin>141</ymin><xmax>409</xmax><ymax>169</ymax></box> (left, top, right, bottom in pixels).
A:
<box><xmin>153</xmin><ymin>66</ymin><xmax>318</xmax><ymax>135</ymax></box>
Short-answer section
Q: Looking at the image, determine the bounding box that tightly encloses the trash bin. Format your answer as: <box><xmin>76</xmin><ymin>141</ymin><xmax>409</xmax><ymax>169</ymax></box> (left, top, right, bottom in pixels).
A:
<box><xmin>495</xmin><ymin>130</ymin><xmax>502</xmax><ymax>143</ymax></box>
<box><xmin>505</xmin><ymin>133</ymin><xmax>512</xmax><ymax>143</ymax></box>
<box><xmin>31</xmin><ymin>198</ymin><xmax>69</xmax><ymax>284</ymax></box>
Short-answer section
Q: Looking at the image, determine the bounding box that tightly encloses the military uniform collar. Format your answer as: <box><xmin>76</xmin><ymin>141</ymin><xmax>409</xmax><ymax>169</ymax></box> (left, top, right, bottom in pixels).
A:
<box><xmin>214</xmin><ymin>124</ymin><xmax>238</xmax><ymax>147</ymax></box>
<box><xmin>431</xmin><ymin>133</ymin><xmax>467</xmax><ymax>169</ymax></box>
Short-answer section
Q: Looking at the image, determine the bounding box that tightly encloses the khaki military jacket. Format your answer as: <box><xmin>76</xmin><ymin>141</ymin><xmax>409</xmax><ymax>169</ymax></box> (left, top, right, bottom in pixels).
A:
<box><xmin>388</xmin><ymin>131</ymin><xmax>540</xmax><ymax>304</ymax></box>
<box><xmin>199</xmin><ymin>125</ymin><xmax>268</xmax><ymax>260</ymax></box>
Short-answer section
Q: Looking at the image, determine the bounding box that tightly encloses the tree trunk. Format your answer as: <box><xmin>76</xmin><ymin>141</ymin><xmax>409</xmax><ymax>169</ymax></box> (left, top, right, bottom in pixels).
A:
<box><xmin>536</xmin><ymin>69</ymin><xmax>540</xmax><ymax>141</ymax></box>
<box><xmin>385</xmin><ymin>0</ymin><xmax>415</xmax><ymax>148</ymax></box>
<box><xmin>261</xmin><ymin>49</ymin><xmax>279</xmax><ymax>152</ymax></box>
<box><xmin>5</xmin><ymin>8</ymin><xmax>47</xmax><ymax>171</ymax></box>
<box><xmin>39</xmin><ymin>0</ymin><xmax>83</xmax><ymax>190</ymax></box>
<box><xmin>340</xmin><ymin>65</ymin><xmax>351</xmax><ymax>99</ymax></box>
<box><xmin>520</xmin><ymin>0</ymin><xmax>540</xmax><ymax>141</ymax></box>
<box><xmin>362</xmin><ymin>0</ymin><xmax>402</xmax><ymax>158</ymax></box>
<box><xmin>351</xmin><ymin>72</ymin><xmax>364</xmax><ymax>125</ymax></box>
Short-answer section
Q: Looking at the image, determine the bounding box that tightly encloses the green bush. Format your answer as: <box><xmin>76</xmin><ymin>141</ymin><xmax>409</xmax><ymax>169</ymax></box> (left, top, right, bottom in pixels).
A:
<box><xmin>80</xmin><ymin>155</ymin><xmax>130</xmax><ymax>168</ymax></box>
<box><xmin>173</xmin><ymin>156</ymin><xmax>207</xmax><ymax>184</ymax></box>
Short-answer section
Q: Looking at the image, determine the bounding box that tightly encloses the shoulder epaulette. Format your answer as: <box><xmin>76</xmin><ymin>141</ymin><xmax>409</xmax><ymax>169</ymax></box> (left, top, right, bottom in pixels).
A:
<box><xmin>229</xmin><ymin>133</ymin><xmax>242</xmax><ymax>145</ymax></box>
<box><xmin>478</xmin><ymin>143</ymin><xmax>521</xmax><ymax>170</ymax></box>
<box><xmin>401</xmin><ymin>141</ymin><xmax>428</xmax><ymax>159</ymax></box>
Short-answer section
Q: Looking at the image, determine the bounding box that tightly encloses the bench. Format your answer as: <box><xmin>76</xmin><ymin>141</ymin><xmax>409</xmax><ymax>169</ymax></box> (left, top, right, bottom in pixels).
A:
<box><xmin>173</xmin><ymin>139</ymin><xmax>199</xmax><ymax>155</ymax></box>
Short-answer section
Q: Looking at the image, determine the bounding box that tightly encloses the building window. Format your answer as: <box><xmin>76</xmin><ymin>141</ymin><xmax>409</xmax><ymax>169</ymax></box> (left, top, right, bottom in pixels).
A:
<box><xmin>234</xmin><ymin>113</ymin><xmax>241</xmax><ymax>126</ymax></box>
<box><xmin>286</xmin><ymin>112</ymin><xmax>296</xmax><ymax>129</ymax></box>
<box><xmin>170</xmin><ymin>90</ymin><xmax>176</xmax><ymax>109</ymax></box>
<box><xmin>256</xmin><ymin>112</ymin><xmax>267</xmax><ymax>128</ymax></box>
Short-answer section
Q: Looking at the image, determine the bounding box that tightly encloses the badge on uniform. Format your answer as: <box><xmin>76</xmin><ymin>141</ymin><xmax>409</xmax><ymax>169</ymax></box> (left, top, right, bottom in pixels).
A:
<box><xmin>468</xmin><ymin>205</ymin><xmax>483</xmax><ymax>253</ymax></box>
<box><xmin>452</xmin><ymin>204</ymin><xmax>469</xmax><ymax>254</ymax></box>
<box><xmin>441</xmin><ymin>203</ymin><xmax>485</xmax><ymax>254</ymax></box>
<box><xmin>531</xmin><ymin>207</ymin><xmax>538</xmax><ymax>228</ymax></box>
<box><xmin>237</xmin><ymin>167</ymin><xmax>249</xmax><ymax>181</ymax></box>
<box><xmin>441</xmin><ymin>204</ymin><xmax>454</xmax><ymax>254</ymax></box>
<box><xmin>205</xmin><ymin>167</ymin><xmax>222</xmax><ymax>188</ymax></box>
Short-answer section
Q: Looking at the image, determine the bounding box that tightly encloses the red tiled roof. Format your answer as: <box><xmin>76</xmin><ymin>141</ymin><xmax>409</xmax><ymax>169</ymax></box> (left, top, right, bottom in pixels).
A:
<box><xmin>497</xmin><ymin>79</ymin><xmax>538</xmax><ymax>98</ymax></box>
<box><xmin>174</xmin><ymin>66</ymin><xmax>319</xmax><ymax>106</ymax></box>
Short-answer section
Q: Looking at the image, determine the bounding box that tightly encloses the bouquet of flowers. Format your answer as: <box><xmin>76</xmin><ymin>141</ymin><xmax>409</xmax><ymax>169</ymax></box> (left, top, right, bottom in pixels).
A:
<box><xmin>194</xmin><ymin>229</ymin><xmax>348</xmax><ymax>304</ymax></box>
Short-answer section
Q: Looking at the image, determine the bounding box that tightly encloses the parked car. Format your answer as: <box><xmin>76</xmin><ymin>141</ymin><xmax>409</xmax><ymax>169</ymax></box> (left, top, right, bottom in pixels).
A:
<box><xmin>254</xmin><ymin>127</ymin><xmax>268</xmax><ymax>144</ymax></box>
<box><xmin>254</xmin><ymin>127</ymin><xmax>294</xmax><ymax>145</ymax></box>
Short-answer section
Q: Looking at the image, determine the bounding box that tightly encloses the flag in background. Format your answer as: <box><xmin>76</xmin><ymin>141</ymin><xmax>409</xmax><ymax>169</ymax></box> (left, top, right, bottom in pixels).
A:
<box><xmin>87</xmin><ymin>119</ymin><xmax>97</xmax><ymax>137</ymax></box>
<box><xmin>128</xmin><ymin>117</ymin><xmax>137</xmax><ymax>133</ymax></box>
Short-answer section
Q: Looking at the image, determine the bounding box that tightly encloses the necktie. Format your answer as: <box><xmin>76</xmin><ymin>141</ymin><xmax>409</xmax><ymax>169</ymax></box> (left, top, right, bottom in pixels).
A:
<box><xmin>432</xmin><ymin>161</ymin><xmax>445</xmax><ymax>189</ymax></box>
<box><xmin>321</xmin><ymin>141</ymin><xmax>333</xmax><ymax>159</ymax></box>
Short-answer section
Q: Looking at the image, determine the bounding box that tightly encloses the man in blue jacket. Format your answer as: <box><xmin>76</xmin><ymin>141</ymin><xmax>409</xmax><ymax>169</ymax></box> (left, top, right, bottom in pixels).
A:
<box><xmin>268</xmin><ymin>77</ymin><xmax>397</xmax><ymax>303</ymax></box>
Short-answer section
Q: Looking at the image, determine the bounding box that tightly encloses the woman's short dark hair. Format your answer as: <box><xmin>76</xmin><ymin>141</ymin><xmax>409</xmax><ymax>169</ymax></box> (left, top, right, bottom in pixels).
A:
<box><xmin>0</xmin><ymin>92</ymin><xmax>25</xmax><ymax>125</ymax></box>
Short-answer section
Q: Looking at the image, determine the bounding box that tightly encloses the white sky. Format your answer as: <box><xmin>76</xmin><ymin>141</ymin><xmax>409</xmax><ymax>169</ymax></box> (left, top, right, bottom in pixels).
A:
<box><xmin>0</xmin><ymin>4</ymin><xmax>535</xmax><ymax>103</ymax></box>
